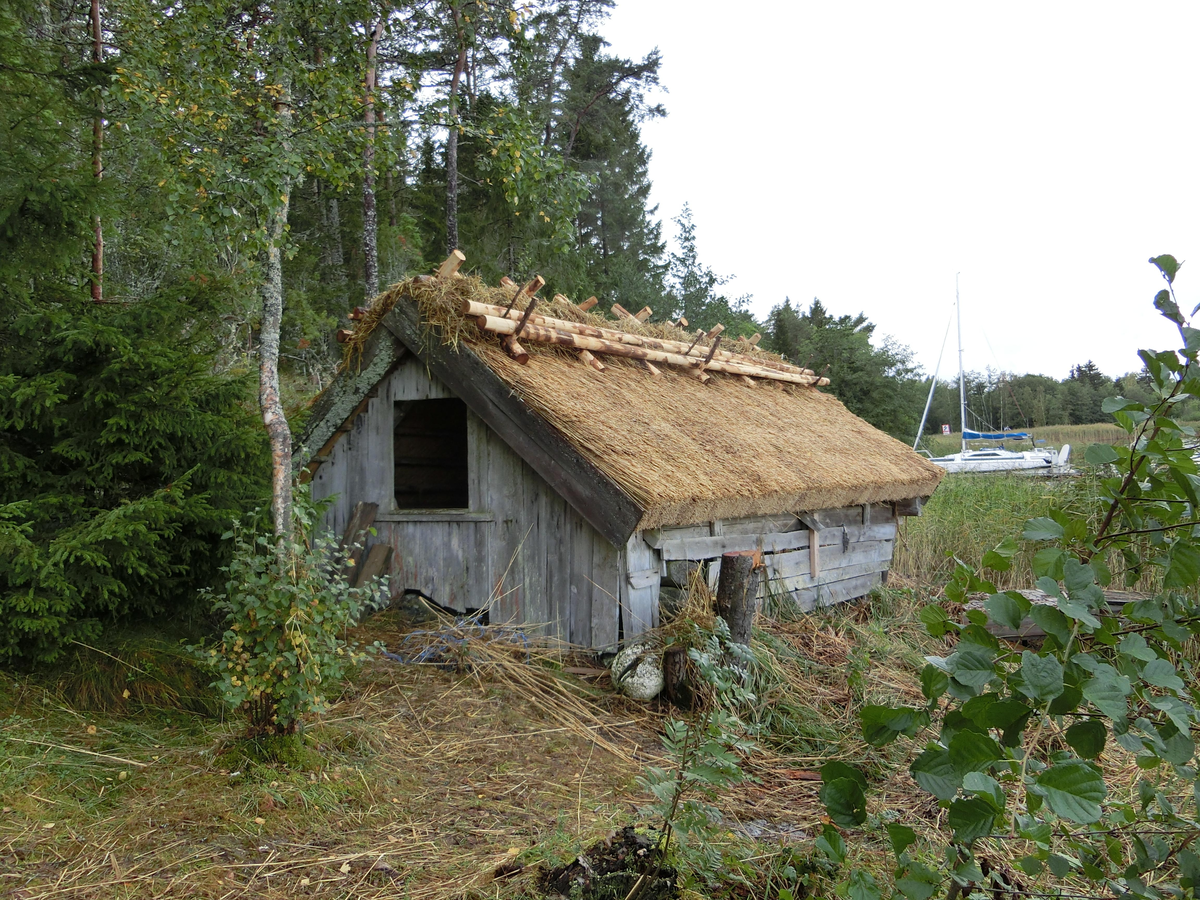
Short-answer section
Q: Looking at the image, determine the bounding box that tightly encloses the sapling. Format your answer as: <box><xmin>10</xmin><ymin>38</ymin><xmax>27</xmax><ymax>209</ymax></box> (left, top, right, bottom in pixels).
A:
<box><xmin>817</xmin><ymin>256</ymin><xmax>1200</xmax><ymax>900</ymax></box>
<box><xmin>632</xmin><ymin>617</ymin><xmax>758</xmax><ymax>895</ymax></box>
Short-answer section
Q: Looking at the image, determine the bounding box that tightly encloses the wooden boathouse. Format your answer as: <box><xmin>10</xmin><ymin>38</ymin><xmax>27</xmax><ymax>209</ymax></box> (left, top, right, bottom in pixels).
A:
<box><xmin>298</xmin><ymin>256</ymin><xmax>944</xmax><ymax>650</ymax></box>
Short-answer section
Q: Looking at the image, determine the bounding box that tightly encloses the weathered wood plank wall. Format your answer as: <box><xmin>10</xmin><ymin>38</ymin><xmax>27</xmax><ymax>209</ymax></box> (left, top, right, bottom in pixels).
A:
<box><xmin>310</xmin><ymin>356</ymin><xmax>624</xmax><ymax>649</ymax></box>
<box><xmin>648</xmin><ymin>506</ymin><xmax>898</xmax><ymax>614</ymax></box>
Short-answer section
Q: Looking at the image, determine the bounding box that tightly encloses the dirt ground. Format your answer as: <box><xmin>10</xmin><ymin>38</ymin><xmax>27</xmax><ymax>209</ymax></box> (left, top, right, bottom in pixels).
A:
<box><xmin>0</xmin><ymin>609</ymin><xmax>843</xmax><ymax>899</ymax></box>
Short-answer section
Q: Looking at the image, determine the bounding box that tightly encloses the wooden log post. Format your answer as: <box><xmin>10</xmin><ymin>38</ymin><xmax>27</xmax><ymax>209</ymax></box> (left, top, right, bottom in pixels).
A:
<box><xmin>437</xmin><ymin>249</ymin><xmax>466</xmax><ymax>280</ymax></box>
<box><xmin>715</xmin><ymin>550</ymin><xmax>759</xmax><ymax>648</ymax></box>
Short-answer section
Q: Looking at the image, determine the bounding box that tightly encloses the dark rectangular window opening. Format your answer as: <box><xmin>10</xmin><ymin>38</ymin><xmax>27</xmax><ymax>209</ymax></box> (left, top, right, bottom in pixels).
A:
<box><xmin>394</xmin><ymin>398</ymin><xmax>469</xmax><ymax>509</ymax></box>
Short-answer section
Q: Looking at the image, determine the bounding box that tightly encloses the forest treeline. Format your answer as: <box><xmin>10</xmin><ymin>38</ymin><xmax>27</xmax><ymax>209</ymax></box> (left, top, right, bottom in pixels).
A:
<box><xmin>0</xmin><ymin>0</ymin><xmax>1166</xmax><ymax>662</ymax></box>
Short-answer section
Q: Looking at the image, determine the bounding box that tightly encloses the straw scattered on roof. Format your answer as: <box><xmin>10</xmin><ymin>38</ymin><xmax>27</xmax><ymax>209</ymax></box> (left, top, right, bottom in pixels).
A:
<box><xmin>353</xmin><ymin>276</ymin><xmax>943</xmax><ymax>530</ymax></box>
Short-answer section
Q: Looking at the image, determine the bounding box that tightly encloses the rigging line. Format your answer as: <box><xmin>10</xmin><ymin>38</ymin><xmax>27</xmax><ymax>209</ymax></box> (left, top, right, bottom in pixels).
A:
<box><xmin>913</xmin><ymin>301</ymin><xmax>955</xmax><ymax>450</ymax></box>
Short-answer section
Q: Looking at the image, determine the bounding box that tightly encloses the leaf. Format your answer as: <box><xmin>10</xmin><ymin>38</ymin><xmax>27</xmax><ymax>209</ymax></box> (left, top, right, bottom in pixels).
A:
<box><xmin>948</xmin><ymin>797</ymin><xmax>998</xmax><ymax>845</ymax></box>
<box><xmin>982</xmin><ymin>537</ymin><xmax>1018</xmax><ymax>572</ymax></box>
<box><xmin>949</xmin><ymin>730</ymin><xmax>1003</xmax><ymax>776</ymax></box>
<box><xmin>962</xmin><ymin>771</ymin><xmax>1005</xmax><ymax>810</ymax></box>
<box><xmin>895</xmin><ymin>862</ymin><xmax>940</xmax><ymax>900</ymax></box>
<box><xmin>846</xmin><ymin>869</ymin><xmax>882</xmax><ymax>900</ymax></box>
<box><xmin>1083</xmin><ymin>669</ymin><xmax>1132</xmax><ymax>720</ymax></box>
<box><xmin>1024</xmin><ymin>518</ymin><xmax>1064</xmax><ymax>541</ymax></box>
<box><xmin>861</xmin><ymin>705</ymin><xmax>929</xmax><ymax>748</ymax></box>
<box><xmin>816</xmin><ymin>822</ymin><xmax>846</xmax><ymax>863</ymax></box>
<box><xmin>919</xmin><ymin>603</ymin><xmax>953</xmax><ymax>638</ymax></box>
<box><xmin>1065</xmin><ymin>720</ymin><xmax>1107</xmax><ymax>758</ymax></box>
<box><xmin>911</xmin><ymin>747</ymin><xmax>959</xmax><ymax>801</ymax></box>
<box><xmin>1031</xmin><ymin>548</ymin><xmax>1065</xmax><ymax>579</ymax></box>
<box><xmin>1035</xmin><ymin>760</ymin><xmax>1107</xmax><ymax>823</ymax></box>
<box><xmin>1155</xmin><ymin>288</ymin><xmax>1183</xmax><ymax>324</ymax></box>
<box><xmin>1165</xmin><ymin>542</ymin><xmax>1200</xmax><ymax>590</ymax></box>
<box><xmin>1085</xmin><ymin>443</ymin><xmax>1119</xmax><ymax>465</ymax></box>
<box><xmin>819</xmin><ymin>778</ymin><xmax>866</xmax><ymax>827</ymax></box>
<box><xmin>1029</xmin><ymin>605</ymin><xmax>1071</xmax><ymax>644</ymax></box>
<box><xmin>921</xmin><ymin>664</ymin><xmax>949</xmax><ymax>701</ymax></box>
<box><xmin>1062</xmin><ymin>558</ymin><xmax>1096</xmax><ymax>594</ymax></box>
<box><xmin>887</xmin><ymin>823</ymin><xmax>917</xmax><ymax>858</ymax></box>
<box><xmin>820</xmin><ymin>760</ymin><xmax>867</xmax><ymax>791</ymax></box>
<box><xmin>1150</xmin><ymin>254</ymin><xmax>1181</xmax><ymax>285</ymax></box>
<box><xmin>1020</xmin><ymin>651</ymin><xmax>1064</xmax><ymax>702</ymax></box>
<box><xmin>984</xmin><ymin>593</ymin><xmax>1024</xmax><ymax>631</ymax></box>
<box><xmin>947</xmin><ymin>644</ymin><xmax>997</xmax><ymax>689</ymax></box>
<box><xmin>1143</xmin><ymin>658</ymin><xmax>1187</xmax><ymax>693</ymax></box>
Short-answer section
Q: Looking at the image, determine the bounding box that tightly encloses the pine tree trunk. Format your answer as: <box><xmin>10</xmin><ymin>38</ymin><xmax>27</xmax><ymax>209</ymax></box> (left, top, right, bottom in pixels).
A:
<box><xmin>445</xmin><ymin>5</ymin><xmax>466</xmax><ymax>255</ymax></box>
<box><xmin>89</xmin><ymin>0</ymin><xmax>103</xmax><ymax>302</ymax></box>
<box><xmin>362</xmin><ymin>17</ymin><xmax>383</xmax><ymax>300</ymax></box>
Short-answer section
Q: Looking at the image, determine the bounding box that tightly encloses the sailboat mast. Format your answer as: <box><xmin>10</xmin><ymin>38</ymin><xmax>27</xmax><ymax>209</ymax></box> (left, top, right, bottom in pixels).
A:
<box><xmin>957</xmin><ymin>273</ymin><xmax>966</xmax><ymax>453</ymax></box>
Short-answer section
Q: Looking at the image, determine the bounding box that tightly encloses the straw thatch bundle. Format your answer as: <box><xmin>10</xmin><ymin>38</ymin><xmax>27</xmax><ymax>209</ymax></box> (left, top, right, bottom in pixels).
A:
<box><xmin>345</xmin><ymin>275</ymin><xmax>943</xmax><ymax>531</ymax></box>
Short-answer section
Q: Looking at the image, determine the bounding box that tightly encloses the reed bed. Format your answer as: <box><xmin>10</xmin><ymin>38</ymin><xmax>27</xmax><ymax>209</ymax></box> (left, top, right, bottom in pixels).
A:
<box><xmin>892</xmin><ymin>473</ymin><xmax>1065</xmax><ymax>589</ymax></box>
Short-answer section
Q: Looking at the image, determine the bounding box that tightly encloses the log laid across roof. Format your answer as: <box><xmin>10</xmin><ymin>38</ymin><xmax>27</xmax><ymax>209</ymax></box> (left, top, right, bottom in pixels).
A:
<box><xmin>308</xmin><ymin>273</ymin><xmax>944</xmax><ymax>538</ymax></box>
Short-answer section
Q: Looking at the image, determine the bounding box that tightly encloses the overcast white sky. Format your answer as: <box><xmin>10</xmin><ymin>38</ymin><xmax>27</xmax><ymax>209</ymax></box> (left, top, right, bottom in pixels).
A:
<box><xmin>603</xmin><ymin>1</ymin><xmax>1200</xmax><ymax>380</ymax></box>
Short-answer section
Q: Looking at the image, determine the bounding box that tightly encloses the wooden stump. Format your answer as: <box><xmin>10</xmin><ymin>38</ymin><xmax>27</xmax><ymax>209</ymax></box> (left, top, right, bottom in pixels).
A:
<box><xmin>715</xmin><ymin>551</ymin><xmax>759</xmax><ymax>648</ymax></box>
<box><xmin>662</xmin><ymin>647</ymin><xmax>693</xmax><ymax>708</ymax></box>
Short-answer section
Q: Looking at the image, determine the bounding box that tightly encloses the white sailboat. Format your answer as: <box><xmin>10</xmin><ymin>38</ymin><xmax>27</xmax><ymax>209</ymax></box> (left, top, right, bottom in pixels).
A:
<box><xmin>915</xmin><ymin>278</ymin><xmax>1072</xmax><ymax>476</ymax></box>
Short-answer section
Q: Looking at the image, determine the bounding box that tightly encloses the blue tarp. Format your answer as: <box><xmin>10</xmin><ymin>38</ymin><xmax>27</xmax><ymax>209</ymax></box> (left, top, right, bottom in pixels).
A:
<box><xmin>963</xmin><ymin>429</ymin><xmax>1031</xmax><ymax>441</ymax></box>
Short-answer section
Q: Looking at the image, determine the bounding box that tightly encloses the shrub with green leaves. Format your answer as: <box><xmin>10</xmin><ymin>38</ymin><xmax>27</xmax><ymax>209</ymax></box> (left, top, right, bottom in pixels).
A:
<box><xmin>201</xmin><ymin>491</ymin><xmax>386</xmax><ymax>736</ymax></box>
<box><xmin>637</xmin><ymin>618</ymin><xmax>758</xmax><ymax>888</ymax></box>
<box><xmin>816</xmin><ymin>256</ymin><xmax>1200</xmax><ymax>900</ymax></box>
<box><xmin>0</xmin><ymin>290</ymin><xmax>267</xmax><ymax>665</ymax></box>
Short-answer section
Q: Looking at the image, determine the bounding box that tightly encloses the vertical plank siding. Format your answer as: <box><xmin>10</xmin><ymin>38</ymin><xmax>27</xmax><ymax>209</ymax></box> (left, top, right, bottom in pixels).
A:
<box><xmin>310</xmin><ymin>355</ymin><xmax>905</xmax><ymax>648</ymax></box>
<box><xmin>309</xmin><ymin>355</ymin><xmax>622</xmax><ymax>646</ymax></box>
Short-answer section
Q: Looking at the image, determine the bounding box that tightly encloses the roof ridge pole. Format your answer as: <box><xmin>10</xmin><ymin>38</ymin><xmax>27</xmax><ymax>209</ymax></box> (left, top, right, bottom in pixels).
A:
<box><xmin>957</xmin><ymin>273</ymin><xmax>966</xmax><ymax>453</ymax></box>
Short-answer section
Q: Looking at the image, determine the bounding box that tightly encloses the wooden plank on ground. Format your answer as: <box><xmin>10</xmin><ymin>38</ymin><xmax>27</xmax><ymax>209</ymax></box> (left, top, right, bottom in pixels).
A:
<box><xmin>354</xmin><ymin>543</ymin><xmax>393</xmax><ymax>588</ymax></box>
<box><xmin>340</xmin><ymin>501</ymin><xmax>379</xmax><ymax>573</ymax></box>
<box><xmin>568</xmin><ymin>513</ymin><xmax>593</xmax><ymax>647</ymax></box>
<box><xmin>591</xmin><ymin>537</ymin><xmax>621</xmax><ymax>651</ymax></box>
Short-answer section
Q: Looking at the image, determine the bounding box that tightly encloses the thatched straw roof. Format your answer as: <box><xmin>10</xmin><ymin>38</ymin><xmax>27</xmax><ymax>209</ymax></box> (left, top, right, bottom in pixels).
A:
<box><xmin>309</xmin><ymin>275</ymin><xmax>943</xmax><ymax>539</ymax></box>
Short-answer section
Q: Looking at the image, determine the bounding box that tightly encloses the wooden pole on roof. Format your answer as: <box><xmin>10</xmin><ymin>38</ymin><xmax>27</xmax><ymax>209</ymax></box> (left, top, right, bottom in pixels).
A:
<box><xmin>474</xmin><ymin>315</ymin><xmax>829</xmax><ymax>385</ymax></box>
<box><xmin>460</xmin><ymin>300</ymin><xmax>817</xmax><ymax>377</ymax></box>
<box><xmin>578</xmin><ymin>296</ymin><xmax>598</xmax><ymax>312</ymax></box>
<box><xmin>437</xmin><ymin>249</ymin><xmax>466</xmax><ymax>279</ymax></box>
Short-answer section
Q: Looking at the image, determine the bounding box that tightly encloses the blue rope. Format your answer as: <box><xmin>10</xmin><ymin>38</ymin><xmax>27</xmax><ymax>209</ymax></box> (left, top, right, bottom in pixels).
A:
<box><xmin>382</xmin><ymin>614</ymin><xmax>531</xmax><ymax>667</ymax></box>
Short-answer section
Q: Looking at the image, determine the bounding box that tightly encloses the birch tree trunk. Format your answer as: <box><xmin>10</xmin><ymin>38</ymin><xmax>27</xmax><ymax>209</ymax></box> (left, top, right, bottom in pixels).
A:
<box><xmin>361</xmin><ymin>16</ymin><xmax>383</xmax><ymax>300</ymax></box>
<box><xmin>261</xmin><ymin>188</ymin><xmax>293</xmax><ymax>539</ymax></box>
<box><xmin>260</xmin><ymin>72</ymin><xmax>295</xmax><ymax>539</ymax></box>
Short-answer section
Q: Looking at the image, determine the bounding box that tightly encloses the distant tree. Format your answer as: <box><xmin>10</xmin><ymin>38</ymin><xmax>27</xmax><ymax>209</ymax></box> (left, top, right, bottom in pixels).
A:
<box><xmin>765</xmin><ymin>297</ymin><xmax>924</xmax><ymax>439</ymax></box>
<box><xmin>665</xmin><ymin>205</ymin><xmax>756</xmax><ymax>334</ymax></box>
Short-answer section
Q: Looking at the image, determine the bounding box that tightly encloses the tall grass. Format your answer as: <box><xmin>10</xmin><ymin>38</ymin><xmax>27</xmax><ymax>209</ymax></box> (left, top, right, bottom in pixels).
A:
<box><xmin>893</xmin><ymin>474</ymin><xmax>1067</xmax><ymax>590</ymax></box>
<box><xmin>894</xmin><ymin>470</ymin><xmax>1168</xmax><ymax>594</ymax></box>
<box><xmin>918</xmin><ymin>422</ymin><xmax>1131</xmax><ymax>458</ymax></box>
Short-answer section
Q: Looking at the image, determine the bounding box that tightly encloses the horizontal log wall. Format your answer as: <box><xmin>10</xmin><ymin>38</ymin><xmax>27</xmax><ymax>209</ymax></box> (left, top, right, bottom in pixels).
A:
<box><xmin>647</xmin><ymin>506</ymin><xmax>898</xmax><ymax>613</ymax></box>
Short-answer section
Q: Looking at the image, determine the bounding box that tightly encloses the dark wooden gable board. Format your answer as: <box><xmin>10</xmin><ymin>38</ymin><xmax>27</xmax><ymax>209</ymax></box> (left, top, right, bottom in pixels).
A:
<box><xmin>380</xmin><ymin>293</ymin><xmax>643</xmax><ymax>547</ymax></box>
<box><xmin>296</xmin><ymin>325</ymin><xmax>406</xmax><ymax>469</ymax></box>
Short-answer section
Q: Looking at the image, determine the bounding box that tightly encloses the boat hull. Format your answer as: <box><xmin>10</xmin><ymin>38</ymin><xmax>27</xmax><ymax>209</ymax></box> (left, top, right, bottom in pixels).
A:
<box><xmin>930</xmin><ymin>445</ymin><xmax>1070</xmax><ymax>475</ymax></box>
